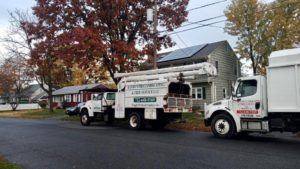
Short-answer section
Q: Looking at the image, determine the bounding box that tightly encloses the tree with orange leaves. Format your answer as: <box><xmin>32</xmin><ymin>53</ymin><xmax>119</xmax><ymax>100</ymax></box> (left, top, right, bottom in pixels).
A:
<box><xmin>25</xmin><ymin>0</ymin><xmax>189</xmax><ymax>85</ymax></box>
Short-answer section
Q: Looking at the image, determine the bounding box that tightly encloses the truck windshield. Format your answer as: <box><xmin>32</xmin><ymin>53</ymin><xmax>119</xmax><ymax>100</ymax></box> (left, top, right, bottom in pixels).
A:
<box><xmin>236</xmin><ymin>80</ymin><xmax>257</xmax><ymax>97</ymax></box>
<box><xmin>106</xmin><ymin>93</ymin><xmax>115</xmax><ymax>100</ymax></box>
<box><xmin>95</xmin><ymin>94</ymin><xmax>103</xmax><ymax>100</ymax></box>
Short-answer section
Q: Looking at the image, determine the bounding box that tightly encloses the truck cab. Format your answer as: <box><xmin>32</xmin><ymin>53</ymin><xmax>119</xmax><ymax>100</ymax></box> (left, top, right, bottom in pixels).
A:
<box><xmin>204</xmin><ymin>76</ymin><xmax>269</xmax><ymax>138</ymax></box>
<box><xmin>205</xmin><ymin>48</ymin><xmax>300</xmax><ymax>138</ymax></box>
<box><xmin>79</xmin><ymin>92</ymin><xmax>116</xmax><ymax>126</ymax></box>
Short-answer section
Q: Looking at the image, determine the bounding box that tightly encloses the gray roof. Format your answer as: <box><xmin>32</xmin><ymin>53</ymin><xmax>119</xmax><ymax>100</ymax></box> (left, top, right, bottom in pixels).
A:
<box><xmin>32</xmin><ymin>91</ymin><xmax>47</xmax><ymax>101</ymax></box>
<box><xmin>21</xmin><ymin>84</ymin><xmax>40</xmax><ymax>97</ymax></box>
<box><xmin>158</xmin><ymin>44</ymin><xmax>208</xmax><ymax>62</ymax></box>
<box><xmin>53</xmin><ymin>84</ymin><xmax>100</xmax><ymax>95</ymax></box>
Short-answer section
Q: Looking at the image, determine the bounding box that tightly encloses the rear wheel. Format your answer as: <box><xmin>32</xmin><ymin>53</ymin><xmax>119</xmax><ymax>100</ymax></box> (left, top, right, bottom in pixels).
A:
<box><xmin>128</xmin><ymin>112</ymin><xmax>145</xmax><ymax>130</ymax></box>
<box><xmin>211</xmin><ymin>114</ymin><xmax>235</xmax><ymax>138</ymax></box>
<box><xmin>80</xmin><ymin>111</ymin><xmax>91</xmax><ymax>126</ymax></box>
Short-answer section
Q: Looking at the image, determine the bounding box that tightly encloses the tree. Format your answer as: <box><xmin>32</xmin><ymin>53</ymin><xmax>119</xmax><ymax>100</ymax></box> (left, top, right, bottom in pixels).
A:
<box><xmin>0</xmin><ymin>58</ymin><xmax>31</xmax><ymax>111</ymax></box>
<box><xmin>29</xmin><ymin>0</ymin><xmax>189</xmax><ymax>84</ymax></box>
<box><xmin>225</xmin><ymin>0</ymin><xmax>300</xmax><ymax>75</ymax></box>
<box><xmin>2</xmin><ymin>10</ymin><xmax>60</xmax><ymax>112</ymax></box>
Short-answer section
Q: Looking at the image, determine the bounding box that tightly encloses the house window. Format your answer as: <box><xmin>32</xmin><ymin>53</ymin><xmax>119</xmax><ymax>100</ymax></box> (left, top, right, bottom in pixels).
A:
<box><xmin>223</xmin><ymin>87</ymin><xmax>227</xmax><ymax>99</ymax></box>
<box><xmin>215</xmin><ymin>61</ymin><xmax>219</xmax><ymax>72</ymax></box>
<box><xmin>73</xmin><ymin>94</ymin><xmax>78</xmax><ymax>102</ymax></box>
<box><xmin>64</xmin><ymin>95</ymin><xmax>71</xmax><ymax>102</ymax></box>
<box><xmin>192</xmin><ymin>87</ymin><xmax>205</xmax><ymax>100</ymax></box>
<box><xmin>77</xmin><ymin>94</ymin><xmax>81</xmax><ymax>102</ymax></box>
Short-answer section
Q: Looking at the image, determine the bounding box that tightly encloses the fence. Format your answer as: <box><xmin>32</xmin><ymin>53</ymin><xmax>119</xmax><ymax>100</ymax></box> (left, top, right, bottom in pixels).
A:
<box><xmin>0</xmin><ymin>104</ymin><xmax>41</xmax><ymax>111</ymax></box>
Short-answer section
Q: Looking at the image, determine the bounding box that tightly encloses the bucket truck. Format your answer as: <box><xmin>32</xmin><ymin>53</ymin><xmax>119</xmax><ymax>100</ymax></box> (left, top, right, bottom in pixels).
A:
<box><xmin>79</xmin><ymin>62</ymin><xmax>217</xmax><ymax>129</ymax></box>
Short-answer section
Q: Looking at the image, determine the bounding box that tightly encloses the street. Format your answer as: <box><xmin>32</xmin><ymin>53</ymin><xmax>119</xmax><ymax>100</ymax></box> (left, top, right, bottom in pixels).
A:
<box><xmin>0</xmin><ymin>118</ymin><xmax>300</xmax><ymax>169</ymax></box>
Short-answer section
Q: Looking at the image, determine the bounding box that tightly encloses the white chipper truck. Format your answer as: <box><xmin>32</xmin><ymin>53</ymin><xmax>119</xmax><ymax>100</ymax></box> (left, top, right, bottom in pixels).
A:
<box><xmin>79</xmin><ymin>62</ymin><xmax>217</xmax><ymax>129</ymax></box>
<box><xmin>205</xmin><ymin>48</ymin><xmax>300</xmax><ymax>138</ymax></box>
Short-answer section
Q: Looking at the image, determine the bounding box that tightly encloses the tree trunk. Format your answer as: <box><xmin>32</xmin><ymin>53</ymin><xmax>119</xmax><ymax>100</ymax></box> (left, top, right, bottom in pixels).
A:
<box><xmin>10</xmin><ymin>102</ymin><xmax>18</xmax><ymax>111</ymax></box>
<box><xmin>48</xmin><ymin>74</ymin><xmax>54</xmax><ymax>113</ymax></box>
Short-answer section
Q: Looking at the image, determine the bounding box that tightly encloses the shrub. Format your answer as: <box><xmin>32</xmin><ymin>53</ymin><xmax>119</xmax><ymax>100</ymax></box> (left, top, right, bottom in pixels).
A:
<box><xmin>38</xmin><ymin>100</ymin><xmax>48</xmax><ymax>109</ymax></box>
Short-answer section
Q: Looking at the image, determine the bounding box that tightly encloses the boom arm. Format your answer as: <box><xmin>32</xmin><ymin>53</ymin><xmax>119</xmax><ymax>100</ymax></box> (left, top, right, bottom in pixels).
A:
<box><xmin>115</xmin><ymin>63</ymin><xmax>217</xmax><ymax>83</ymax></box>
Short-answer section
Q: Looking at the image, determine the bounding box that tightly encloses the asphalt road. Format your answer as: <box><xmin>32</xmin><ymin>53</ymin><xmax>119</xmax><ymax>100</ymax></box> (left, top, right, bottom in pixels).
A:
<box><xmin>0</xmin><ymin>118</ymin><xmax>300</xmax><ymax>169</ymax></box>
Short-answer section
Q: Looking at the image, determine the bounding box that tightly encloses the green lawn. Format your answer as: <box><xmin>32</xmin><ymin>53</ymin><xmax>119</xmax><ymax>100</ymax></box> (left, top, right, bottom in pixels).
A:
<box><xmin>0</xmin><ymin>109</ymin><xmax>65</xmax><ymax>119</ymax></box>
<box><xmin>0</xmin><ymin>157</ymin><xmax>22</xmax><ymax>169</ymax></box>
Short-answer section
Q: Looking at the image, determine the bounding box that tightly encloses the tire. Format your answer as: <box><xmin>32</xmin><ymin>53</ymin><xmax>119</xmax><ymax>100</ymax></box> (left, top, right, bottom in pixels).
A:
<box><xmin>211</xmin><ymin>114</ymin><xmax>235</xmax><ymax>138</ymax></box>
<box><xmin>80</xmin><ymin>112</ymin><xmax>91</xmax><ymax>126</ymax></box>
<box><xmin>128</xmin><ymin>112</ymin><xmax>145</xmax><ymax>130</ymax></box>
<box><xmin>150</xmin><ymin>121</ymin><xmax>168</xmax><ymax>130</ymax></box>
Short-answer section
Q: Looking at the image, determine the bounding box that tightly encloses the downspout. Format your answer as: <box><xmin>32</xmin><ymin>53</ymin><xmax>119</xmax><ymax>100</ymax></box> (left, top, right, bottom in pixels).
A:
<box><xmin>207</xmin><ymin>54</ymin><xmax>215</xmax><ymax>103</ymax></box>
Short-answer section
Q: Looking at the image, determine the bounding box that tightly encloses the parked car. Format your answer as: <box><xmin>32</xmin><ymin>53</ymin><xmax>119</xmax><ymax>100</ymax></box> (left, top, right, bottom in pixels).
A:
<box><xmin>65</xmin><ymin>102</ymin><xmax>85</xmax><ymax>116</ymax></box>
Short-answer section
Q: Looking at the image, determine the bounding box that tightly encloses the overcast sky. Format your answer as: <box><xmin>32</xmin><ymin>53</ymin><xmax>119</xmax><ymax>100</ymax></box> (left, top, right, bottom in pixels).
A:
<box><xmin>0</xmin><ymin>0</ymin><xmax>237</xmax><ymax>51</ymax></box>
<box><xmin>0</xmin><ymin>0</ymin><xmax>273</xmax><ymax>74</ymax></box>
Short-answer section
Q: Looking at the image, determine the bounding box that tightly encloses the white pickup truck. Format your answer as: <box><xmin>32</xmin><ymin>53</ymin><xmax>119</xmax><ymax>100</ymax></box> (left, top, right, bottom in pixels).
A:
<box><xmin>79</xmin><ymin>63</ymin><xmax>217</xmax><ymax>129</ymax></box>
<box><xmin>205</xmin><ymin>48</ymin><xmax>300</xmax><ymax>138</ymax></box>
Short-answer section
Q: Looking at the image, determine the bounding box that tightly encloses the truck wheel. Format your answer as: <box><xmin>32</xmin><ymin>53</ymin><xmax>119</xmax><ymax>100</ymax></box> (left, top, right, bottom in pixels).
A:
<box><xmin>150</xmin><ymin>121</ymin><xmax>167</xmax><ymax>130</ymax></box>
<box><xmin>211</xmin><ymin>114</ymin><xmax>235</xmax><ymax>138</ymax></box>
<box><xmin>128</xmin><ymin>112</ymin><xmax>144</xmax><ymax>130</ymax></box>
<box><xmin>80</xmin><ymin>112</ymin><xmax>91</xmax><ymax>126</ymax></box>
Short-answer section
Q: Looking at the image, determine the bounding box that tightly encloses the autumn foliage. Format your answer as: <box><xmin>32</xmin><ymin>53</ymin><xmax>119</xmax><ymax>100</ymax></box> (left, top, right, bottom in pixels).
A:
<box><xmin>24</xmin><ymin>0</ymin><xmax>189</xmax><ymax>84</ymax></box>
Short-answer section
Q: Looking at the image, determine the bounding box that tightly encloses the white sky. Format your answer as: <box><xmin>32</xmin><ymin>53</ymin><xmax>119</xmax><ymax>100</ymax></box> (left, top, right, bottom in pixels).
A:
<box><xmin>0</xmin><ymin>0</ymin><xmax>274</xmax><ymax>74</ymax></box>
<box><xmin>0</xmin><ymin>0</ymin><xmax>235</xmax><ymax>52</ymax></box>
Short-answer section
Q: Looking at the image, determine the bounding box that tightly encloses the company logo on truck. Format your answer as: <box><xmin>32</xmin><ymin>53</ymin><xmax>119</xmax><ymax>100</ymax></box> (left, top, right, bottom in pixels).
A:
<box><xmin>134</xmin><ymin>97</ymin><xmax>157</xmax><ymax>103</ymax></box>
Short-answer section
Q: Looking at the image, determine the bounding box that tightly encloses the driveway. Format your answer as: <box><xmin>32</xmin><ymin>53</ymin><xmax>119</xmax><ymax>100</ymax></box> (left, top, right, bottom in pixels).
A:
<box><xmin>0</xmin><ymin>118</ymin><xmax>299</xmax><ymax>169</ymax></box>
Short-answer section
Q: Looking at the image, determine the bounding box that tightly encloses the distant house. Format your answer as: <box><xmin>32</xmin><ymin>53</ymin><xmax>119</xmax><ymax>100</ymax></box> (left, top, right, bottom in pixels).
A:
<box><xmin>144</xmin><ymin>40</ymin><xmax>241</xmax><ymax>110</ymax></box>
<box><xmin>19</xmin><ymin>84</ymin><xmax>48</xmax><ymax>103</ymax></box>
<box><xmin>52</xmin><ymin>84</ymin><xmax>114</xmax><ymax>108</ymax></box>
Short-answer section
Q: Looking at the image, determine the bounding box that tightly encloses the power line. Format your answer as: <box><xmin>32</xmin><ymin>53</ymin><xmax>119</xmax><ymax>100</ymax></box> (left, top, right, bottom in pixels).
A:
<box><xmin>175</xmin><ymin>33</ymin><xmax>188</xmax><ymax>48</ymax></box>
<box><xmin>179</xmin><ymin>15</ymin><xmax>225</xmax><ymax>29</ymax></box>
<box><xmin>186</xmin><ymin>21</ymin><xmax>224</xmax><ymax>29</ymax></box>
<box><xmin>165</xmin><ymin>20</ymin><xmax>226</xmax><ymax>35</ymax></box>
<box><xmin>161</xmin><ymin>0</ymin><xmax>300</xmax><ymax>35</ymax></box>
<box><xmin>163</xmin><ymin>31</ymin><xmax>190</xmax><ymax>57</ymax></box>
<box><xmin>187</xmin><ymin>0</ymin><xmax>227</xmax><ymax>12</ymax></box>
<box><xmin>160</xmin><ymin>15</ymin><xmax>225</xmax><ymax>32</ymax></box>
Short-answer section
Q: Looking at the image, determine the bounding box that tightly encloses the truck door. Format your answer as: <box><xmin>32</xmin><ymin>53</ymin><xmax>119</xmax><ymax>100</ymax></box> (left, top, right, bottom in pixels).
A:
<box><xmin>232</xmin><ymin>77</ymin><xmax>263</xmax><ymax>119</ymax></box>
<box><xmin>92</xmin><ymin>94</ymin><xmax>103</xmax><ymax>113</ymax></box>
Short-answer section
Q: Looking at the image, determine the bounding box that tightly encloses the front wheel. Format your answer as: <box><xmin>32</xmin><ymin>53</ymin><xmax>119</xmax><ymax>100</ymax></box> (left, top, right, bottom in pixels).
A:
<box><xmin>128</xmin><ymin>112</ymin><xmax>145</xmax><ymax>130</ymax></box>
<box><xmin>80</xmin><ymin>113</ymin><xmax>91</xmax><ymax>126</ymax></box>
<box><xmin>211</xmin><ymin>114</ymin><xmax>235</xmax><ymax>138</ymax></box>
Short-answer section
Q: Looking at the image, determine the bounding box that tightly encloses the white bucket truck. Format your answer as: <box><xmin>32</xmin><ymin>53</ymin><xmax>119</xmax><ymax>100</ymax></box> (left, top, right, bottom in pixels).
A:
<box><xmin>80</xmin><ymin>63</ymin><xmax>217</xmax><ymax>129</ymax></box>
<box><xmin>205</xmin><ymin>48</ymin><xmax>300</xmax><ymax>138</ymax></box>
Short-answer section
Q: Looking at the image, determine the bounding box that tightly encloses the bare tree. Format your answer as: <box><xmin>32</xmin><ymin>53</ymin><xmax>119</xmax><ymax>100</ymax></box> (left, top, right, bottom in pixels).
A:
<box><xmin>1</xmin><ymin>10</ymin><xmax>55</xmax><ymax>112</ymax></box>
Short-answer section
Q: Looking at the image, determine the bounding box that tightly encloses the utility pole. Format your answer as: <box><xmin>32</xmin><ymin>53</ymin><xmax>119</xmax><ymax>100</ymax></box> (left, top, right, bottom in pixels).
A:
<box><xmin>153</xmin><ymin>0</ymin><xmax>158</xmax><ymax>69</ymax></box>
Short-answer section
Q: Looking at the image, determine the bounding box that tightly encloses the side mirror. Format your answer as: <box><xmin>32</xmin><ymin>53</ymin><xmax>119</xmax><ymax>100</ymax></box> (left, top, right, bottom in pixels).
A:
<box><xmin>231</xmin><ymin>91</ymin><xmax>236</xmax><ymax>97</ymax></box>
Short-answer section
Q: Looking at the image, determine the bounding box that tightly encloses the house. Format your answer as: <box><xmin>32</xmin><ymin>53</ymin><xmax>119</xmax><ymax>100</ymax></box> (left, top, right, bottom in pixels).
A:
<box><xmin>52</xmin><ymin>84</ymin><xmax>115</xmax><ymax>108</ymax></box>
<box><xmin>144</xmin><ymin>40</ymin><xmax>241</xmax><ymax>110</ymax></box>
<box><xmin>19</xmin><ymin>84</ymin><xmax>48</xmax><ymax>103</ymax></box>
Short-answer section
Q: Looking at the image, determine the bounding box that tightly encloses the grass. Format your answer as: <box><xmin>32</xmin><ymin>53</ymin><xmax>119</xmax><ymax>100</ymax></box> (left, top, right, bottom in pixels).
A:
<box><xmin>0</xmin><ymin>109</ymin><xmax>65</xmax><ymax>119</ymax></box>
<box><xmin>0</xmin><ymin>156</ymin><xmax>22</xmax><ymax>169</ymax></box>
<box><xmin>167</xmin><ymin>112</ymin><xmax>211</xmax><ymax>132</ymax></box>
